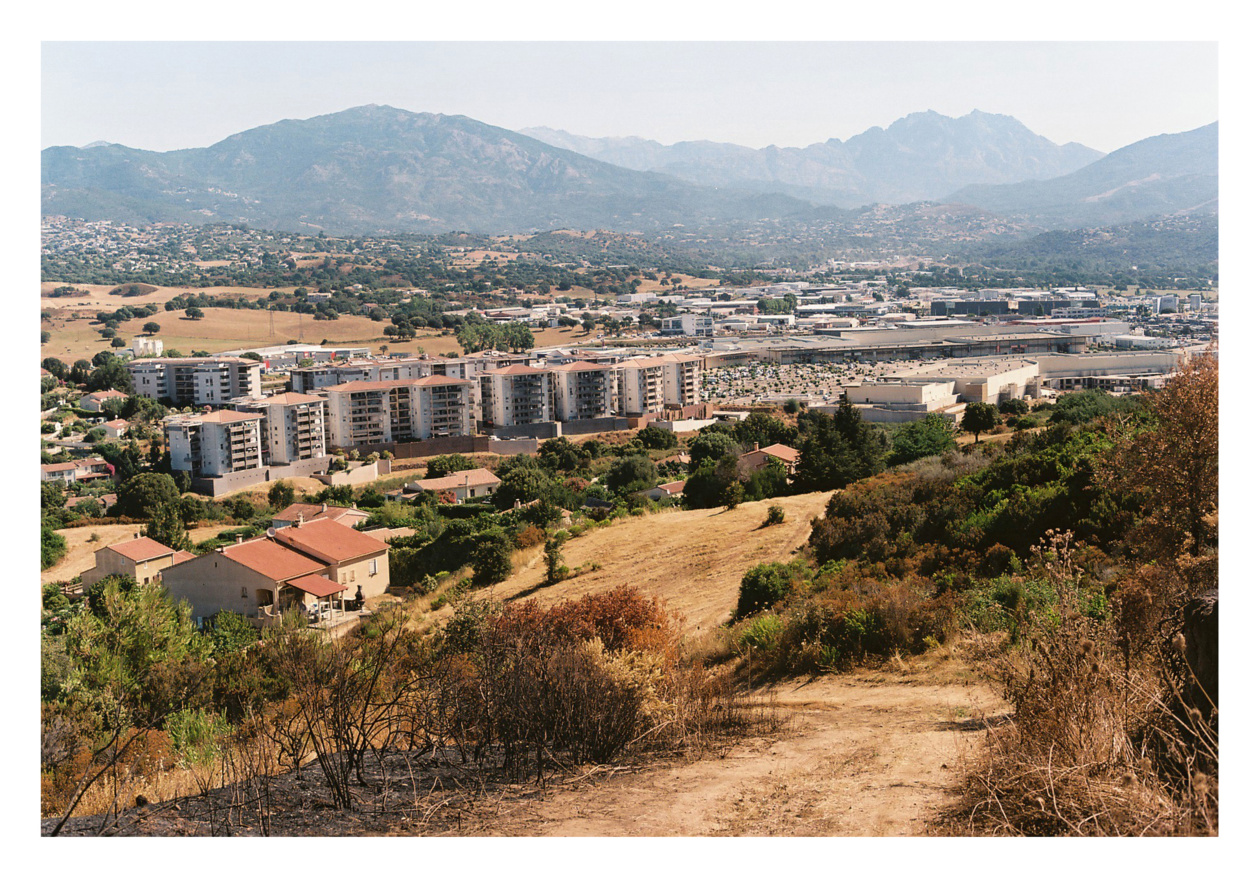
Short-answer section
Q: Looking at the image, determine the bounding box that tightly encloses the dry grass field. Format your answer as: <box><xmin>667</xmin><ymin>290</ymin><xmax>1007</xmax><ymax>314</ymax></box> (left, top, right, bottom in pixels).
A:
<box><xmin>474</xmin><ymin>492</ymin><xmax>833</xmax><ymax>633</ymax></box>
<box><xmin>41</xmin><ymin>301</ymin><xmax>606</xmax><ymax>363</ymax></box>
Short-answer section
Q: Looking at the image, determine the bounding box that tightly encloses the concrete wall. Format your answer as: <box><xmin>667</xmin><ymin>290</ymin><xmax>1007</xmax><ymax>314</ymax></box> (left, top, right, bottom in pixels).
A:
<box><xmin>347</xmin><ymin>436</ymin><xmax>541</xmax><ymax>459</ymax></box>
<box><xmin>163</xmin><ymin>552</ymin><xmax>278</xmax><ymax>623</ymax></box>
<box><xmin>490</xmin><ymin>421</ymin><xmax>562</xmax><ymax>440</ymax></box>
<box><xmin>315</xmin><ymin>459</ymin><xmax>385</xmax><ymax>487</ymax></box>
<box><xmin>192</xmin><ymin>455</ymin><xmax>334</xmax><ymax>498</ymax></box>
<box><xmin>650</xmin><ymin>418</ymin><xmax>717</xmax><ymax>433</ymax></box>
<box><xmin>325</xmin><ymin>552</ymin><xmax>390</xmax><ymax>600</ymax></box>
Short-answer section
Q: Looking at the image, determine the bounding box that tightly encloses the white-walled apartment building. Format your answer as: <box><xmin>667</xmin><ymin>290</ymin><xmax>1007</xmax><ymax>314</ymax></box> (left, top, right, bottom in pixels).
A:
<box><xmin>166</xmin><ymin>410</ymin><xmax>264</xmax><ymax>477</ymax></box>
<box><xmin>431</xmin><ymin>352</ymin><xmax>535</xmax><ymax>418</ymax></box>
<box><xmin>230</xmin><ymin>392</ymin><xmax>328</xmax><ymax>465</ymax></box>
<box><xmin>480</xmin><ymin>365</ymin><xmax>553</xmax><ymax>427</ymax></box>
<box><xmin>616</xmin><ymin>354</ymin><xmax>704</xmax><ymax>415</ymax></box>
<box><xmin>289</xmin><ymin>357</ymin><xmax>434</xmax><ymax>394</ymax></box>
<box><xmin>550</xmin><ymin>361</ymin><xmax>617</xmax><ymax>422</ymax></box>
<box><xmin>323</xmin><ymin>376</ymin><xmax>473</xmax><ymax>448</ymax></box>
<box><xmin>129</xmin><ymin>357</ymin><xmax>262</xmax><ymax>406</ymax></box>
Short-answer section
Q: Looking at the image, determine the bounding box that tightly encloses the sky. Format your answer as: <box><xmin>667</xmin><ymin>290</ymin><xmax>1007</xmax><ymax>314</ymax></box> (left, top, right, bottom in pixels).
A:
<box><xmin>41</xmin><ymin>41</ymin><xmax>1218</xmax><ymax>155</ymax></box>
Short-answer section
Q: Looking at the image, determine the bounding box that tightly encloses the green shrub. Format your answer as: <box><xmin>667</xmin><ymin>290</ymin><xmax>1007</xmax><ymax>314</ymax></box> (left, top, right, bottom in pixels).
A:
<box><xmin>738</xmin><ymin>614</ymin><xmax>784</xmax><ymax>652</ymax></box>
<box><xmin>762</xmin><ymin>504</ymin><xmax>786</xmax><ymax>526</ymax></box>
<box><xmin>736</xmin><ymin>562</ymin><xmax>797</xmax><ymax>619</ymax></box>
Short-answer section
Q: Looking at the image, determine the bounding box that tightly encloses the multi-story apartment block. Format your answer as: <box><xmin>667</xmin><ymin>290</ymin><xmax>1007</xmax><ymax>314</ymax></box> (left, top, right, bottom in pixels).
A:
<box><xmin>289</xmin><ymin>357</ymin><xmax>435</xmax><ymax>393</ymax></box>
<box><xmin>550</xmin><ymin>360</ymin><xmax>617</xmax><ymax>422</ymax></box>
<box><xmin>616</xmin><ymin>357</ymin><xmax>668</xmax><ymax>415</ymax></box>
<box><xmin>661</xmin><ymin>354</ymin><xmax>703</xmax><ymax>407</ymax></box>
<box><xmin>230</xmin><ymin>392</ymin><xmax>328</xmax><ymax>465</ymax></box>
<box><xmin>166</xmin><ymin>410</ymin><xmax>264</xmax><ymax>478</ymax></box>
<box><xmin>323</xmin><ymin>376</ymin><xmax>473</xmax><ymax>448</ymax></box>
<box><xmin>480</xmin><ymin>365</ymin><xmax>553</xmax><ymax>428</ymax></box>
<box><xmin>129</xmin><ymin>357</ymin><xmax>262</xmax><ymax>406</ymax></box>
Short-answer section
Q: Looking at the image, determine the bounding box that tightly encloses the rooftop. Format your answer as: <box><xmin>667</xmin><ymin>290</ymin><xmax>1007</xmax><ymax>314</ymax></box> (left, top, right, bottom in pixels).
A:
<box><xmin>411</xmin><ymin>467</ymin><xmax>501</xmax><ymax>492</ymax></box>
<box><xmin>273</xmin><ymin>518</ymin><xmax>390</xmax><ymax>565</ymax></box>
<box><xmin>104</xmin><ymin>536</ymin><xmax>181</xmax><ymax>563</ymax></box>
<box><xmin>221</xmin><ymin>539</ymin><xmax>324</xmax><ymax>582</ymax></box>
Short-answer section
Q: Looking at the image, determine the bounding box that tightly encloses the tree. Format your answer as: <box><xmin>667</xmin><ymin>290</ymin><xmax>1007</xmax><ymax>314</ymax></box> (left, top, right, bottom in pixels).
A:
<box><xmin>605</xmin><ymin>455</ymin><xmax>658</xmax><ymax>495</ymax></box>
<box><xmin>998</xmin><ymin>398</ymin><xmax>1030</xmax><ymax>416</ymax></box>
<box><xmin>888</xmin><ymin>413</ymin><xmax>957</xmax><ymax>466</ymax></box>
<box><xmin>688</xmin><ymin>429</ymin><xmax>741</xmax><ymax>471</ymax></box>
<box><xmin>537</xmin><ymin>437</ymin><xmax>584</xmax><ymax>474</ymax></box>
<box><xmin>142</xmin><ymin>321</ymin><xmax>161</xmax><ymax>334</ymax></box>
<box><xmin>960</xmin><ymin>402</ymin><xmax>1000</xmax><ymax>444</ymax></box>
<box><xmin>267</xmin><ymin>480</ymin><xmax>296</xmax><ymax>509</ymax></box>
<box><xmin>637</xmin><ymin>424</ymin><xmax>676</xmax><ymax>451</ymax></box>
<box><xmin>116</xmin><ymin>472</ymin><xmax>181</xmax><ymax>519</ymax></box>
<box><xmin>185</xmin><ymin>306</ymin><xmax>204</xmax><ymax>320</ymax></box>
<box><xmin>146</xmin><ymin>502</ymin><xmax>188</xmax><ymax>550</ymax></box>
<box><xmin>544</xmin><ymin>534</ymin><xmax>568</xmax><ymax>584</ymax></box>
<box><xmin>1103</xmin><ymin>354</ymin><xmax>1218</xmax><ymax>556</ymax></box>
<box><xmin>794</xmin><ymin>401</ymin><xmax>885</xmax><ymax>492</ymax></box>
<box><xmin>41</xmin><ymin>523</ymin><xmax>67</xmax><ymax>570</ymax></box>
<box><xmin>87</xmin><ymin>357</ymin><xmax>133</xmax><ymax>394</ymax></box>
<box><xmin>426</xmin><ymin>454</ymin><xmax>476</xmax><ymax>479</ymax></box>
<box><xmin>110</xmin><ymin>337</ymin><xmax>127</xmax><ymax>348</ymax></box>
<box><xmin>42</xmin><ymin>357</ymin><xmax>68</xmax><ymax>380</ymax></box>
<box><xmin>472</xmin><ymin>529</ymin><xmax>514</xmax><ymax>584</ymax></box>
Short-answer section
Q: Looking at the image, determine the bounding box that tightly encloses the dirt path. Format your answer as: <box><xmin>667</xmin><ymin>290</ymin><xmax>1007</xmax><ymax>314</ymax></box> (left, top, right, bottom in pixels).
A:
<box><xmin>455</xmin><ymin>669</ymin><xmax>1004</xmax><ymax>837</ymax></box>
<box><xmin>476</xmin><ymin>492</ymin><xmax>832</xmax><ymax>633</ymax></box>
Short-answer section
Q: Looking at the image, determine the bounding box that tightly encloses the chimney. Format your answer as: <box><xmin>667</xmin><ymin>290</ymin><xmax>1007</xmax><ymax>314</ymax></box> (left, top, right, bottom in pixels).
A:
<box><xmin>297</xmin><ymin>513</ymin><xmax>305</xmax><ymax>526</ymax></box>
<box><xmin>754</xmin><ymin>443</ymin><xmax>760</xmax><ymax>451</ymax></box>
<box><xmin>321</xmin><ymin>503</ymin><xmax>327</xmax><ymax>513</ymax></box>
<box><xmin>134</xmin><ymin>532</ymin><xmax>140</xmax><ymax>539</ymax></box>
<box><xmin>237</xmin><ymin>535</ymin><xmax>243</xmax><ymax>544</ymax></box>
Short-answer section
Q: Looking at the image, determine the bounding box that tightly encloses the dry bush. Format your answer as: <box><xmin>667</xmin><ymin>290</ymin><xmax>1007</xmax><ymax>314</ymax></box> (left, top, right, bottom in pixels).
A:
<box><xmin>948</xmin><ymin>531</ymin><xmax>1217</xmax><ymax>836</ymax></box>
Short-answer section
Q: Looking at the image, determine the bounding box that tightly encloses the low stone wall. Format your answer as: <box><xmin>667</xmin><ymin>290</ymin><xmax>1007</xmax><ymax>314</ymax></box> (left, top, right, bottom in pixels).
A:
<box><xmin>558</xmin><ymin>417</ymin><xmax>631</xmax><ymax>436</ymax></box>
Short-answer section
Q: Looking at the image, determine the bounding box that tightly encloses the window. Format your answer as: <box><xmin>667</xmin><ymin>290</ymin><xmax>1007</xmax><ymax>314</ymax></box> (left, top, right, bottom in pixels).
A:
<box><xmin>368</xmin><ymin>559</ymin><xmax>378</xmax><ymax>576</ymax></box>
<box><xmin>241</xmin><ymin>585</ymin><xmax>247</xmax><ymax>598</ymax></box>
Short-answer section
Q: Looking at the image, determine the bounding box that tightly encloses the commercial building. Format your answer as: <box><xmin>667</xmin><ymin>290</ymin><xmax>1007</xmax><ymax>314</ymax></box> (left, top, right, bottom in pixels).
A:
<box><xmin>128</xmin><ymin>357</ymin><xmax>262</xmax><ymax>406</ymax></box>
<box><xmin>661</xmin><ymin>314</ymin><xmax>714</xmax><ymax>337</ymax></box>
<box><xmin>166</xmin><ymin>410</ymin><xmax>265</xmax><ymax>478</ymax></box>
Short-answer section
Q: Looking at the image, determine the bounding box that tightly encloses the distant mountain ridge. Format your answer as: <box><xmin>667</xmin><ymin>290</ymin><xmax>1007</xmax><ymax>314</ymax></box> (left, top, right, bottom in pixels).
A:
<box><xmin>522</xmin><ymin>110</ymin><xmax>1105</xmax><ymax>207</ymax></box>
<box><xmin>947</xmin><ymin>122</ymin><xmax>1218</xmax><ymax>228</ymax></box>
<box><xmin>41</xmin><ymin>105</ymin><xmax>816</xmax><ymax>235</ymax></box>
<box><xmin>41</xmin><ymin>105</ymin><xmax>1217</xmax><ymax>240</ymax></box>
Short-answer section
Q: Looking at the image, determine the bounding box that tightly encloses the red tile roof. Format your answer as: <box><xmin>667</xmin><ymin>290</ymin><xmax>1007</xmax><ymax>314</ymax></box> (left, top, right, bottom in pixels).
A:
<box><xmin>223</xmin><ymin>539</ymin><xmax>324</xmax><ymax>582</ymax></box>
<box><xmin>286</xmin><ymin>573</ymin><xmax>347</xmax><ymax>599</ymax></box>
<box><xmin>106</xmin><ymin>536</ymin><xmax>181</xmax><ymax>563</ymax></box>
<box><xmin>550</xmin><ymin>360</ymin><xmax>612</xmax><ymax>373</ymax></box>
<box><xmin>410</xmin><ymin>468</ymin><xmax>501</xmax><ymax>493</ymax></box>
<box><xmin>486</xmin><ymin>364</ymin><xmax>547</xmax><ymax>376</ymax></box>
<box><xmin>273</xmin><ymin>519</ymin><xmax>389</xmax><ymax>565</ymax></box>
<box><xmin>194</xmin><ymin>410</ymin><xmax>263</xmax><ymax>424</ymax></box>
<box><xmin>273</xmin><ymin>503</ymin><xmax>366</xmax><ymax>525</ymax></box>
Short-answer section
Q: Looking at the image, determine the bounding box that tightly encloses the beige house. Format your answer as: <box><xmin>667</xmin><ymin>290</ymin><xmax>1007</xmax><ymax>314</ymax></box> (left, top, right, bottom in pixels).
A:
<box><xmin>405</xmin><ymin>467</ymin><xmax>501</xmax><ymax>503</ymax></box>
<box><xmin>272</xmin><ymin>519</ymin><xmax>391</xmax><ymax>599</ymax></box>
<box><xmin>80</xmin><ymin>536</ymin><xmax>195</xmax><ymax>590</ymax></box>
<box><xmin>738</xmin><ymin>443</ymin><xmax>800</xmax><ymax>476</ymax></box>
<box><xmin>162</xmin><ymin>519</ymin><xmax>391</xmax><ymax>627</ymax></box>
<box><xmin>271</xmin><ymin>503</ymin><xmax>371</xmax><ymax>530</ymax></box>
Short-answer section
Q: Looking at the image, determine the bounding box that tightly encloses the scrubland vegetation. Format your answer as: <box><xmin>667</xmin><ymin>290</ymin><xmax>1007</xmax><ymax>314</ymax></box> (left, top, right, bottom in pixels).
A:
<box><xmin>39</xmin><ymin>356</ymin><xmax>1217</xmax><ymax>836</ymax></box>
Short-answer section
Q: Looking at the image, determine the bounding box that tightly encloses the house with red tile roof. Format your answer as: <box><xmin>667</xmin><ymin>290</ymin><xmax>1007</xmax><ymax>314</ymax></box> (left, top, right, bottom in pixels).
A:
<box><xmin>79</xmin><ymin>389</ymin><xmax>128</xmax><ymax>412</ymax></box>
<box><xmin>80</xmin><ymin>535</ymin><xmax>194</xmax><ymax>590</ymax></box>
<box><xmin>404</xmin><ymin>467</ymin><xmax>501</xmax><ymax>503</ymax></box>
<box><xmin>162</xmin><ymin>519</ymin><xmax>390</xmax><ymax>626</ymax></box>
<box><xmin>271</xmin><ymin>503</ymin><xmax>370</xmax><ymax>530</ymax></box>
<box><xmin>738</xmin><ymin>443</ymin><xmax>800</xmax><ymax>475</ymax></box>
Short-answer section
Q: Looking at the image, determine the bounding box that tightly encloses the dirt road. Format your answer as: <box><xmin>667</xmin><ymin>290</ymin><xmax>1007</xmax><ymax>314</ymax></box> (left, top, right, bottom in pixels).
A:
<box><xmin>451</xmin><ymin>668</ymin><xmax>1003</xmax><ymax>837</ymax></box>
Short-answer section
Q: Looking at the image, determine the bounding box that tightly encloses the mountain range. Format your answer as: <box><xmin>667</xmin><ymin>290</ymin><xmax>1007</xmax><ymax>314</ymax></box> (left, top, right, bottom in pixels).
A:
<box><xmin>41</xmin><ymin>105</ymin><xmax>1218</xmax><ymax>241</ymax></box>
<box><xmin>523</xmin><ymin>110</ymin><xmax>1103</xmax><ymax>207</ymax></box>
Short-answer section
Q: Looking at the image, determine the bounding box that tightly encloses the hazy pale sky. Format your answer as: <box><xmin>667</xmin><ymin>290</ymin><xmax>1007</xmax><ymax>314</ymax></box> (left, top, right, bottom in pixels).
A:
<box><xmin>42</xmin><ymin>42</ymin><xmax>1218</xmax><ymax>154</ymax></box>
